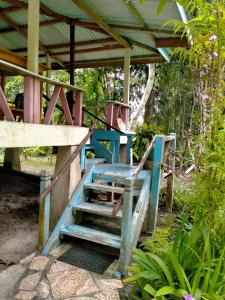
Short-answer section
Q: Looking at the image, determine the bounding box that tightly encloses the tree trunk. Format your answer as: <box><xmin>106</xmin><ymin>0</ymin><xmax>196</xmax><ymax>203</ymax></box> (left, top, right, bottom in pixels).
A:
<box><xmin>129</xmin><ymin>64</ymin><xmax>155</xmax><ymax>130</ymax></box>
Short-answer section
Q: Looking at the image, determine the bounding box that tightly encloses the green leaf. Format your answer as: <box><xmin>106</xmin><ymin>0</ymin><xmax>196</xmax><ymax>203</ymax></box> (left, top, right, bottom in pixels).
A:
<box><xmin>144</xmin><ymin>284</ymin><xmax>156</xmax><ymax>296</ymax></box>
<box><xmin>155</xmin><ymin>286</ymin><xmax>175</xmax><ymax>297</ymax></box>
<box><xmin>157</xmin><ymin>0</ymin><xmax>168</xmax><ymax>15</ymax></box>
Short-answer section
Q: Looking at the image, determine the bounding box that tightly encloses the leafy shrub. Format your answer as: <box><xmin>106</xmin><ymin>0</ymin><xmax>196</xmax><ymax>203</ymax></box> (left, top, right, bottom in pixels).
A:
<box><xmin>125</xmin><ymin>222</ymin><xmax>225</xmax><ymax>300</ymax></box>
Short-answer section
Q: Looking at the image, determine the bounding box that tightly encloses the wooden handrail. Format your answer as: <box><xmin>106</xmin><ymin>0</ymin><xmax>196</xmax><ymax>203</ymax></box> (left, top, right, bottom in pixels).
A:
<box><xmin>0</xmin><ymin>59</ymin><xmax>84</xmax><ymax>92</ymax></box>
<box><xmin>38</xmin><ymin>120</ymin><xmax>96</xmax><ymax>203</ymax></box>
<box><xmin>132</xmin><ymin>136</ymin><xmax>156</xmax><ymax>180</ymax></box>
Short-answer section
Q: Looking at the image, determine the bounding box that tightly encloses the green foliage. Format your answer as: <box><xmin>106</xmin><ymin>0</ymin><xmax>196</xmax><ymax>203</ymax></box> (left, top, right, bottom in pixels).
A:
<box><xmin>125</xmin><ymin>224</ymin><xmax>225</xmax><ymax>299</ymax></box>
<box><xmin>132</xmin><ymin>123</ymin><xmax>165</xmax><ymax>162</ymax></box>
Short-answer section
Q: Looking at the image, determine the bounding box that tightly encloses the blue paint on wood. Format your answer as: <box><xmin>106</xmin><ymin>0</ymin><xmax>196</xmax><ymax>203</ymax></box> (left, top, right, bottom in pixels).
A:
<box><xmin>60</xmin><ymin>224</ymin><xmax>121</xmax><ymax>249</ymax></box>
<box><xmin>149</xmin><ymin>135</ymin><xmax>165</xmax><ymax>232</ymax></box>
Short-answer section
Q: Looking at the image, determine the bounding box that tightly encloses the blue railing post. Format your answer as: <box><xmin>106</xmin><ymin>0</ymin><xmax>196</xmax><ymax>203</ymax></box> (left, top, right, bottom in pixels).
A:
<box><xmin>38</xmin><ymin>170</ymin><xmax>51</xmax><ymax>250</ymax></box>
<box><xmin>149</xmin><ymin>135</ymin><xmax>164</xmax><ymax>232</ymax></box>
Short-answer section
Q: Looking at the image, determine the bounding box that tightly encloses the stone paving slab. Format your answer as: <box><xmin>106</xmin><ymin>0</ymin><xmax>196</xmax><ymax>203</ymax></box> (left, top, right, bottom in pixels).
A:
<box><xmin>19</xmin><ymin>272</ymin><xmax>41</xmax><ymax>291</ymax></box>
<box><xmin>29</xmin><ymin>256</ymin><xmax>49</xmax><ymax>271</ymax></box>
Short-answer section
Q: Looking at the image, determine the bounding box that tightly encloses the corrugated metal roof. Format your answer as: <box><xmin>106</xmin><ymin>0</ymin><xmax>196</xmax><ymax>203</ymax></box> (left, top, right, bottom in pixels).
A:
<box><xmin>0</xmin><ymin>0</ymin><xmax>183</xmax><ymax>68</ymax></box>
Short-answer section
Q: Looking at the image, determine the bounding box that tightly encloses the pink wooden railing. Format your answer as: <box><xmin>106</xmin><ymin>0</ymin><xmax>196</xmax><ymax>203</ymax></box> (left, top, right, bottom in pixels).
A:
<box><xmin>0</xmin><ymin>59</ymin><xmax>83</xmax><ymax>126</ymax></box>
<box><xmin>106</xmin><ymin>100</ymin><xmax>130</xmax><ymax>130</ymax></box>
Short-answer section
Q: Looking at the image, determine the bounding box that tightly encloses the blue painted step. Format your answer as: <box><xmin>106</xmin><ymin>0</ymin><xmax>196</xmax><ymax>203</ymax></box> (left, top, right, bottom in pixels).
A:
<box><xmin>72</xmin><ymin>202</ymin><xmax>122</xmax><ymax>218</ymax></box>
<box><xmin>86</xmin><ymin>158</ymin><xmax>106</xmax><ymax>168</ymax></box>
<box><xmin>60</xmin><ymin>224</ymin><xmax>121</xmax><ymax>249</ymax></box>
<box><xmin>84</xmin><ymin>182</ymin><xmax>124</xmax><ymax>194</ymax></box>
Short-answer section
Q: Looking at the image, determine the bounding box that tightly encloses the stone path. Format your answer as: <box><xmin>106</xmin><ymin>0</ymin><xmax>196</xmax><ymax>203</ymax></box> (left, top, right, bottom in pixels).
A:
<box><xmin>1</xmin><ymin>243</ymin><xmax>124</xmax><ymax>300</ymax></box>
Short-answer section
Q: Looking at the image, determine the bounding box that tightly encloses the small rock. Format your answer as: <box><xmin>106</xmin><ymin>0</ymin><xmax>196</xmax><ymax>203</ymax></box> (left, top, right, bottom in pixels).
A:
<box><xmin>15</xmin><ymin>291</ymin><xmax>37</xmax><ymax>300</ymax></box>
<box><xmin>29</xmin><ymin>256</ymin><xmax>49</xmax><ymax>271</ymax></box>
<box><xmin>19</xmin><ymin>272</ymin><xmax>41</xmax><ymax>290</ymax></box>
<box><xmin>36</xmin><ymin>279</ymin><xmax>50</xmax><ymax>298</ymax></box>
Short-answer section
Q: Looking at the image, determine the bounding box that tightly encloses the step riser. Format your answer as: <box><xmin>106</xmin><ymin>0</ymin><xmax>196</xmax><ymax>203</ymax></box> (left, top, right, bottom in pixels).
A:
<box><xmin>60</xmin><ymin>225</ymin><xmax>121</xmax><ymax>249</ymax></box>
<box><xmin>72</xmin><ymin>203</ymin><xmax>122</xmax><ymax>219</ymax></box>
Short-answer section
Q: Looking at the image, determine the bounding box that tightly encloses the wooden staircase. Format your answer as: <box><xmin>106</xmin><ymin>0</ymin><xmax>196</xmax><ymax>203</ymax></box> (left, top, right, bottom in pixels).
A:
<box><xmin>41</xmin><ymin>134</ymin><xmax>176</xmax><ymax>277</ymax></box>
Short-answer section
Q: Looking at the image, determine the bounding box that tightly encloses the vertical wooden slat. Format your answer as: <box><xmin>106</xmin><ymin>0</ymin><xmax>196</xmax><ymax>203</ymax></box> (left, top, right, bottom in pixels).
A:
<box><xmin>74</xmin><ymin>90</ymin><xmax>82</xmax><ymax>126</ymax></box>
<box><xmin>24</xmin><ymin>76</ymin><xmax>34</xmax><ymax>123</ymax></box>
<box><xmin>38</xmin><ymin>170</ymin><xmax>51</xmax><ymax>250</ymax></box>
<box><xmin>106</xmin><ymin>101</ymin><xmax>114</xmax><ymax>129</ymax></box>
<box><xmin>43</xmin><ymin>85</ymin><xmax>61</xmax><ymax>124</ymax></box>
<box><xmin>59</xmin><ymin>88</ymin><xmax>73</xmax><ymax>125</ymax></box>
<box><xmin>121</xmin><ymin>107</ymin><xmax>129</xmax><ymax>130</ymax></box>
<box><xmin>33</xmin><ymin>78</ymin><xmax>41</xmax><ymax>124</ymax></box>
<box><xmin>166</xmin><ymin>133</ymin><xmax>176</xmax><ymax>212</ymax></box>
<box><xmin>149</xmin><ymin>135</ymin><xmax>164</xmax><ymax>231</ymax></box>
<box><xmin>119</xmin><ymin>185</ymin><xmax>133</xmax><ymax>275</ymax></box>
<box><xmin>0</xmin><ymin>86</ymin><xmax>15</xmax><ymax>121</ymax></box>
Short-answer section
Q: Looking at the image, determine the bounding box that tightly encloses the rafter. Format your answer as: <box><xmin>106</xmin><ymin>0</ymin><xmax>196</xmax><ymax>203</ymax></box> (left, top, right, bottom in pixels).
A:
<box><xmin>50</xmin><ymin>55</ymin><xmax>164</xmax><ymax>69</ymax></box>
<box><xmin>155</xmin><ymin>37</ymin><xmax>188</xmax><ymax>48</ymax></box>
<box><xmin>0</xmin><ymin>18</ymin><xmax>65</xmax><ymax>35</ymax></box>
<box><xmin>122</xmin><ymin>0</ymin><xmax>155</xmax><ymax>39</ymax></box>
<box><xmin>72</xmin><ymin>0</ymin><xmax>130</xmax><ymax>48</ymax></box>
<box><xmin>39</xmin><ymin>44</ymin><xmax>124</xmax><ymax>57</ymax></box>
<box><xmin>71</xmin><ymin>20</ymin><xmax>176</xmax><ymax>35</ymax></box>
<box><xmin>11</xmin><ymin>38</ymin><xmax>116</xmax><ymax>53</ymax></box>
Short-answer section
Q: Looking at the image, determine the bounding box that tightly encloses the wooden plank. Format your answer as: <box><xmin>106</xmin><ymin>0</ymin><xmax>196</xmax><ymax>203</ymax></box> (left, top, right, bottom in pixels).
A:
<box><xmin>0</xmin><ymin>86</ymin><xmax>15</xmax><ymax>121</ymax></box>
<box><xmin>131</xmin><ymin>173</ymin><xmax>150</xmax><ymax>248</ymax></box>
<box><xmin>72</xmin><ymin>0</ymin><xmax>130</xmax><ymax>48</ymax></box>
<box><xmin>0</xmin><ymin>59</ymin><xmax>83</xmax><ymax>91</ymax></box>
<box><xmin>119</xmin><ymin>186</ymin><xmax>133</xmax><ymax>274</ymax></box>
<box><xmin>156</xmin><ymin>37</ymin><xmax>188</xmax><ymax>48</ymax></box>
<box><xmin>44</xmin><ymin>85</ymin><xmax>61</xmax><ymax>125</ymax></box>
<box><xmin>73</xmin><ymin>202</ymin><xmax>122</xmax><ymax>218</ymax></box>
<box><xmin>123</xmin><ymin>48</ymin><xmax>131</xmax><ymax>105</ymax></box>
<box><xmin>59</xmin><ymin>88</ymin><xmax>73</xmax><ymax>125</ymax></box>
<box><xmin>24</xmin><ymin>76</ymin><xmax>34</xmax><ymax>123</ymax></box>
<box><xmin>38</xmin><ymin>170</ymin><xmax>51</xmax><ymax>250</ymax></box>
<box><xmin>0</xmin><ymin>121</ymin><xmax>89</xmax><ymax>147</ymax></box>
<box><xmin>84</xmin><ymin>182</ymin><xmax>124</xmax><ymax>194</ymax></box>
<box><xmin>149</xmin><ymin>136</ymin><xmax>165</xmax><ymax>231</ymax></box>
<box><xmin>74</xmin><ymin>90</ymin><xmax>82</xmax><ymax>126</ymax></box>
<box><xmin>166</xmin><ymin>133</ymin><xmax>176</xmax><ymax>212</ymax></box>
<box><xmin>60</xmin><ymin>224</ymin><xmax>121</xmax><ymax>249</ymax></box>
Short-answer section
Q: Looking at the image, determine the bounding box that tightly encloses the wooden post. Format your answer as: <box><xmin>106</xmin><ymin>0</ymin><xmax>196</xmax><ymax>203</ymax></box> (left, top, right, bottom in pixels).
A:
<box><xmin>149</xmin><ymin>136</ymin><xmax>164</xmax><ymax>231</ymax></box>
<box><xmin>119</xmin><ymin>185</ymin><xmax>133</xmax><ymax>275</ymax></box>
<box><xmin>166</xmin><ymin>133</ymin><xmax>176</xmax><ymax>212</ymax></box>
<box><xmin>74</xmin><ymin>90</ymin><xmax>82</xmax><ymax>126</ymax></box>
<box><xmin>46</xmin><ymin>54</ymin><xmax>51</xmax><ymax>99</ymax></box>
<box><xmin>123</xmin><ymin>48</ymin><xmax>131</xmax><ymax>105</ymax></box>
<box><xmin>38</xmin><ymin>170</ymin><xmax>51</xmax><ymax>250</ymax></box>
<box><xmin>70</xmin><ymin>24</ymin><xmax>75</xmax><ymax>86</ymax></box>
<box><xmin>24</xmin><ymin>0</ymin><xmax>41</xmax><ymax>124</ymax></box>
<box><xmin>50</xmin><ymin>146</ymin><xmax>81</xmax><ymax>229</ymax></box>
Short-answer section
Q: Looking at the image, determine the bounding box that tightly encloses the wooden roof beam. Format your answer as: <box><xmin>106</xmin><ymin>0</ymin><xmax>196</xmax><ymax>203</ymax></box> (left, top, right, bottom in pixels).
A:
<box><xmin>39</xmin><ymin>44</ymin><xmax>124</xmax><ymax>57</ymax></box>
<box><xmin>72</xmin><ymin>0</ymin><xmax>131</xmax><ymax>48</ymax></box>
<box><xmin>155</xmin><ymin>37</ymin><xmax>188</xmax><ymax>48</ymax></box>
<box><xmin>50</xmin><ymin>55</ymin><xmax>164</xmax><ymax>69</ymax></box>
<box><xmin>72</xmin><ymin>20</ymin><xmax>176</xmax><ymax>35</ymax></box>
<box><xmin>122</xmin><ymin>0</ymin><xmax>155</xmax><ymax>40</ymax></box>
<box><xmin>12</xmin><ymin>38</ymin><xmax>116</xmax><ymax>53</ymax></box>
<box><xmin>0</xmin><ymin>18</ymin><xmax>65</xmax><ymax>35</ymax></box>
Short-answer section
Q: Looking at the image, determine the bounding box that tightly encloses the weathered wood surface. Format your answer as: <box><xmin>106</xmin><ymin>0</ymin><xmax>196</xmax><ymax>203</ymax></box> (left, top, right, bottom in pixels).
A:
<box><xmin>61</xmin><ymin>224</ymin><xmax>121</xmax><ymax>249</ymax></box>
<box><xmin>0</xmin><ymin>121</ymin><xmax>89</xmax><ymax>147</ymax></box>
<box><xmin>38</xmin><ymin>170</ymin><xmax>51</xmax><ymax>250</ymax></box>
<box><xmin>73</xmin><ymin>202</ymin><xmax>122</xmax><ymax>219</ymax></box>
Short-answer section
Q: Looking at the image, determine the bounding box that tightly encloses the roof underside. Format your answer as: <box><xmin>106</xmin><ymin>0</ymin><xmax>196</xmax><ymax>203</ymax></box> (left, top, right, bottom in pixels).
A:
<box><xmin>0</xmin><ymin>0</ymin><xmax>184</xmax><ymax>69</ymax></box>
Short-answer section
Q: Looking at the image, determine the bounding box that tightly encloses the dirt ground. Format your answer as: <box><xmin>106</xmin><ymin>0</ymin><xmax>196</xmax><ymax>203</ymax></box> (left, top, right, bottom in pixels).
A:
<box><xmin>0</xmin><ymin>168</ymin><xmax>40</xmax><ymax>270</ymax></box>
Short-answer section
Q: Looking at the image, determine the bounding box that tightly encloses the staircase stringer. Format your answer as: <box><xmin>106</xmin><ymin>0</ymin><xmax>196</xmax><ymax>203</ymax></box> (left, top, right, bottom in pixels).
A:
<box><xmin>42</xmin><ymin>166</ymin><xmax>94</xmax><ymax>255</ymax></box>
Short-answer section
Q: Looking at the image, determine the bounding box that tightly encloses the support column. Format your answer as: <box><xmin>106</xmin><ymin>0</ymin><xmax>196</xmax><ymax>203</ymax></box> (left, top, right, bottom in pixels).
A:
<box><xmin>46</xmin><ymin>54</ymin><xmax>51</xmax><ymax>99</ymax></box>
<box><xmin>123</xmin><ymin>48</ymin><xmax>131</xmax><ymax>105</ymax></box>
<box><xmin>24</xmin><ymin>0</ymin><xmax>41</xmax><ymax>124</ymax></box>
<box><xmin>50</xmin><ymin>146</ymin><xmax>81</xmax><ymax>229</ymax></box>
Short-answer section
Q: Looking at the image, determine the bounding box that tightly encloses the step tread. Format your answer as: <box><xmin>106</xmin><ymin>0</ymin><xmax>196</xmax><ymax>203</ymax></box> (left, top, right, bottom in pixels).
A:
<box><xmin>60</xmin><ymin>224</ymin><xmax>121</xmax><ymax>249</ymax></box>
<box><xmin>84</xmin><ymin>183</ymin><xmax>124</xmax><ymax>194</ymax></box>
<box><xmin>86</xmin><ymin>158</ymin><xmax>106</xmax><ymax>164</ymax></box>
<box><xmin>84</xmin><ymin>145</ymin><xmax>95</xmax><ymax>150</ymax></box>
<box><xmin>73</xmin><ymin>201</ymin><xmax>122</xmax><ymax>218</ymax></box>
